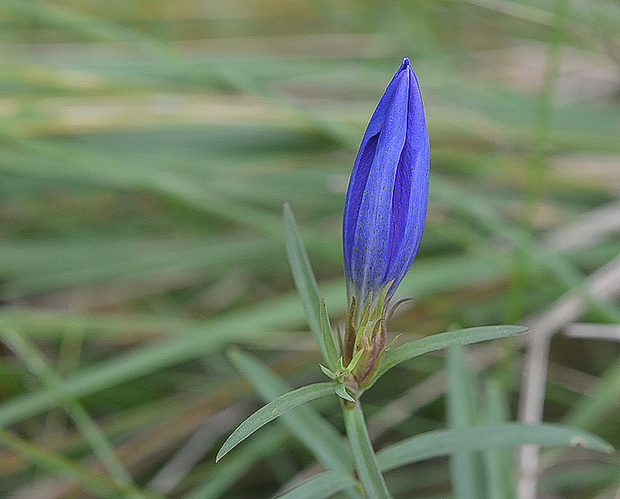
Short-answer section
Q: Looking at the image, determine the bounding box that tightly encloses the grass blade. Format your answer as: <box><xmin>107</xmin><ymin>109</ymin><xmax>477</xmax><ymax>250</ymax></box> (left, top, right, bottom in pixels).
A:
<box><xmin>446</xmin><ymin>344</ymin><xmax>483</xmax><ymax>499</ymax></box>
<box><xmin>0</xmin><ymin>326</ymin><xmax>137</xmax><ymax>493</ymax></box>
<box><xmin>377</xmin><ymin>423</ymin><xmax>614</xmax><ymax>472</ymax></box>
<box><xmin>0</xmin><ymin>430</ymin><xmax>130</xmax><ymax>498</ymax></box>
<box><xmin>482</xmin><ymin>380</ymin><xmax>516</xmax><ymax>499</ymax></box>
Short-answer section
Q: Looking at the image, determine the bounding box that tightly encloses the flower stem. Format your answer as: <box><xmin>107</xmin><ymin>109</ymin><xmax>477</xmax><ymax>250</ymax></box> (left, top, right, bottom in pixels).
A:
<box><xmin>342</xmin><ymin>399</ymin><xmax>391</xmax><ymax>499</ymax></box>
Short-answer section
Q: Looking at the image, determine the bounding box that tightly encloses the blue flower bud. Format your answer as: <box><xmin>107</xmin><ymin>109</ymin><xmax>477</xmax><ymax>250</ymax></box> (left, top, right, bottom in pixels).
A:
<box><xmin>343</xmin><ymin>58</ymin><xmax>430</xmax><ymax>310</ymax></box>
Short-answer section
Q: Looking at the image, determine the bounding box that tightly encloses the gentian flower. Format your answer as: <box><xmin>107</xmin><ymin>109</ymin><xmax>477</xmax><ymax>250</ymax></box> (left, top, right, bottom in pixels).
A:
<box><xmin>343</xmin><ymin>58</ymin><xmax>430</xmax><ymax>313</ymax></box>
<box><xmin>341</xmin><ymin>58</ymin><xmax>430</xmax><ymax>389</ymax></box>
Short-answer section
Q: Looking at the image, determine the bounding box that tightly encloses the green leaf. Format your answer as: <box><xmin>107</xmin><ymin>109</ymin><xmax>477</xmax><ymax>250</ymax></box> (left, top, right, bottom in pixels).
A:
<box><xmin>335</xmin><ymin>383</ymin><xmax>355</xmax><ymax>402</ymax></box>
<box><xmin>283</xmin><ymin>203</ymin><xmax>339</xmax><ymax>370</ymax></box>
<box><xmin>216</xmin><ymin>382</ymin><xmax>335</xmax><ymax>462</ymax></box>
<box><xmin>377</xmin><ymin>423</ymin><xmax>614</xmax><ymax>472</ymax></box>
<box><xmin>227</xmin><ymin>349</ymin><xmax>352</xmax><ymax>473</ymax></box>
<box><xmin>319</xmin><ymin>364</ymin><xmax>336</xmax><ymax>380</ymax></box>
<box><xmin>320</xmin><ymin>294</ymin><xmax>341</xmax><ymax>367</ymax></box>
<box><xmin>347</xmin><ymin>348</ymin><xmax>364</xmax><ymax>373</ymax></box>
<box><xmin>277</xmin><ymin>472</ymin><xmax>361</xmax><ymax>499</ymax></box>
<box><xmin>372</xmin><ymin>325</ymin><xmax>527</xmax><ymax>385</ymax></box>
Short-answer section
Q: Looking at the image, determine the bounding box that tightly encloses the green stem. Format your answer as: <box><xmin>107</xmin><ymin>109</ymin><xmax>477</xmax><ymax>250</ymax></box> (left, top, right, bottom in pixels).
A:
<box><xmin>342</xmin><ymin>400</ymin><xmax>391</xmax><ymax>499</ymax></box>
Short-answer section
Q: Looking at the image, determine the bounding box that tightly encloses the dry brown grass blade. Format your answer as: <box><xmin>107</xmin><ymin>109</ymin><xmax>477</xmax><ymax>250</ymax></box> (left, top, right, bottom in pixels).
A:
<box><xmin>517</xmin><ymin>254</ymin><xmax>620</xmax><ymax>499</ymax></box>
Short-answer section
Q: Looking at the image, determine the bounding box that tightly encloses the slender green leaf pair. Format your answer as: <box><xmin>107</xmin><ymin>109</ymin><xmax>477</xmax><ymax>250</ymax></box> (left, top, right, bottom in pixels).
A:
<box><xmin>216</xmin><ymin>327</ymin><xmax>530</xmax><ymax>464</ymax></box>
<box><xmin>216</xmin><ymin>330</ymin><xmax>522</xmax><ymax>487</ymax></box>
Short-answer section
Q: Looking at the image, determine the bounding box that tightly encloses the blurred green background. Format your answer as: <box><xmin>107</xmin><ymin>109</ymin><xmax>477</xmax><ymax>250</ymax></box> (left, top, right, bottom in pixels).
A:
<box><xmin>0</xmin><ymin>0</ymin><xmax>619</xmax><ymax>497</ymax></box>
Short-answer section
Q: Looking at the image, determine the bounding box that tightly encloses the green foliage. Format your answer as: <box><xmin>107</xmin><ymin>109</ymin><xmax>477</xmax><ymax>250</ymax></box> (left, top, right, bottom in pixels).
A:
<box><xmin>342</xmin><ymin>401</ymin><xmax>391</xmax><ymax>499</ymax></box>
<box><xmin>275</xmin><ymin>472</ymin><xmax>360</xmax><ymax>499</ymax></box>
<box><xmin>284</xmin><ymin>203</ymin><xmax>340</xmax><ymax>370</ymax></box>
<box><xmin>218</xmin><ymin>212</ymin><xmax>609</xmax><ymax>497</ymax></box>
<box><xmin>373</xmin><ymin>325</ymin><xmax>528</xmax><ymax>385</ymax></box>
<box><xmin>1</xmin><ymin>0</ymin><xmax>619</xmax><ymax>497</ymax></box>
<box><xmin>226</xmin><ymin>348</ymin><xmax>352</xmax><ymax>474</ymax></box>
<box><xmin>376</xmin><ymin>423</ymin><xmax>614</xmax><ymax>472</ymax></box>
<box><xmin>215</xmin><ymin>382</ymin><xmax>335</xmax><ymax>463</ymax></box>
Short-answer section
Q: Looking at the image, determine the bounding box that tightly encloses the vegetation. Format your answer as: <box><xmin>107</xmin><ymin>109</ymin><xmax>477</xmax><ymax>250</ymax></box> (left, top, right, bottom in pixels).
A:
<box><xmin>0</xmin><ymin>1</ymin><xmax>619</xmax><ymax>497</ymax></box>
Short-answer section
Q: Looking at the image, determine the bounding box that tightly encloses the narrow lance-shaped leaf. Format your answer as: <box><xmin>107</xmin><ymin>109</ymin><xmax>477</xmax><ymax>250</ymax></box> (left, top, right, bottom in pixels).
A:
<box><xmin>320</xmin><ymin>295</ymin><xmax>340</xmax><ymax>367</ymax></box>
<box><xmin>369</xmin><ymin>325</ymin><xmax>527</xmax><ymax>389</ymax></box>
<box><xmin>227</xmin><ymin>348</ymin><xmax>351</xmax><ymax>473</ymax></box>
<box><xmin>283</xmin><ymin>203</ymin><xmax>338</xmax><ymax>370</ymax></box>
<box><xmin>376</xmin><ymin>423</ymin><xmax>614</xmax><ymax>472</ymax></box>
<box><xmin>216</xmin><ymin>382</ymin><xmax>335</xmax><ymax>462</ymax></box>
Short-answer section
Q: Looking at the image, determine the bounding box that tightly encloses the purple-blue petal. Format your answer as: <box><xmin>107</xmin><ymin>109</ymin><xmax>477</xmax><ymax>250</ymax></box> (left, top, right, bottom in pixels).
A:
<box><xmin>343</xmin><ymin>58</ymin><xmax>430</xmax><ymax>305</ymax></box>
